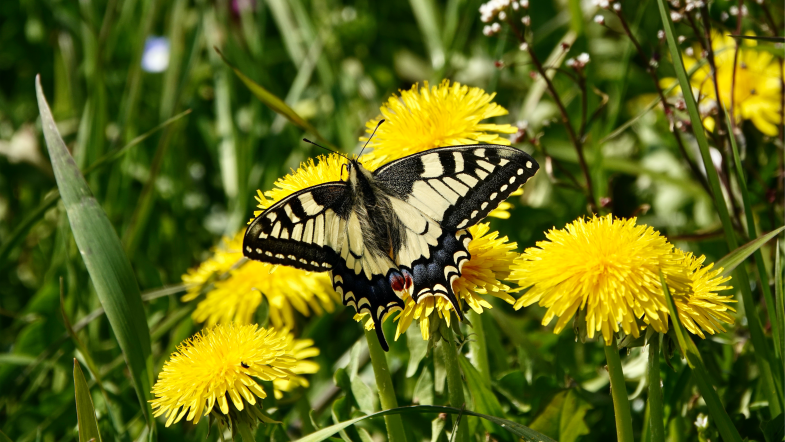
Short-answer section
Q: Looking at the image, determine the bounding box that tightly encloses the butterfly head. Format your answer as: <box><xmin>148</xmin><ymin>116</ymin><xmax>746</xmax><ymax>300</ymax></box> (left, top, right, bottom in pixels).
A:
<box><xmin>343</xmin><ymin>157</ymin><xmax>373</xmax><ymax>190</ymax></box>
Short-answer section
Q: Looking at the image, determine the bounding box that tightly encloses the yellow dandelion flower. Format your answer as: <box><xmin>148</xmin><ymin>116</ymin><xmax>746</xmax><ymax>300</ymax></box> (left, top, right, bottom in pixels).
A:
<box><xmin>359</xmin><ymin>79</ymin><xmax>518</xmax><ymax>169</ymax></box>
<box><xmin>181</xmin><ymin>233</ymin><xmax>338</xmax><ymax>330</ymax></box>
<box><xmin>511</xmin><ymin>215</ymin><xmax>682</xmax><ymax>345</ymax></box>
<box><xmin>664</xmin><ymin>249</ymin><xmax>735</xmax><ymax>338</ymax></box>
<box><xmin>355</xmin><ymin>222</ymin><xmax>519</xmax><ymax>341</ymax></box>
<box><xmin>272</xmin><ymin>337</ymin><xmax>321</xmax><ymax>399</ymax></box>
<box><xmin>359</xmin><ymin>80</ymin><xmax>520</xmax><ymax>217</ymax></box>
<box><xmin>150</xmin><ymin>323</ymin><xmax>296</xmax><ymax>427</ymax></box>
<box><xmin>668</xmin><ymin>32</ymin><xmax>783</xmax><ymax>136</ymax></box>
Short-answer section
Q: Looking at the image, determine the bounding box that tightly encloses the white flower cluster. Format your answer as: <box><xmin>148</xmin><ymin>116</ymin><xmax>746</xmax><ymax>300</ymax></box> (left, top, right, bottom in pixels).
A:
<box><xmin>684</xmin><ymin>0</ymin><xmax>705</xmax><ymax>11</ymax></box>
<box><xmin>479</xmin><ymin>0</ymin><xmax>528</xmax><ymax>23</ymax></box>
<box><xmin>566</xmin><ymin>52</ymin><xmax>591</xmax><ymax>70</ymax></box>
<box><xmin>483</xmin><ymin>22</ymin><xmax>502</xmax><ymax>36</ymax></box>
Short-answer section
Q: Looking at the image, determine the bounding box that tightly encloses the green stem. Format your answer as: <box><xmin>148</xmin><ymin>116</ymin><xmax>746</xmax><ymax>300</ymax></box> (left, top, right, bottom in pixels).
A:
<box><xmin>236</xmin><ymin>420</ymin><xmax>255</xmax><ymax>442</ymax></box>
<box><xmin>647</xmin><ymin>337</ymin><xmax>665</xmax><ymax>442</ymax></box>
<box><xmin>364</xmin><ymin>330</ymin><xmax>408</xmax><ymax>442</ymax></box>
<box><xmin>604</xmin><ymin>339</ymin><xmax>635</xmax><ymax>442</ymax></box>
<box><xmin>440</xmin><ymin>327</ymin><xmax>470</xmax><ymax>442</ymax></box>
<box><xmin>468</xmin><ymin>310</ymin><xmax>491</xmax><ymax>385</ymax></box>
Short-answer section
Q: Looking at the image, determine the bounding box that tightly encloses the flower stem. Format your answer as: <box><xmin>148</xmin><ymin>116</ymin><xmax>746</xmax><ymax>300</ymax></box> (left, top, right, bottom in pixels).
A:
<box><xmin>468</xmin><ymin>310</ymin><xmax>491</xmax><ymax>385</ymax></box>
<box><xmin>647</xmin><ymin>337</ymin><xmax>665</xmax><ymax>442</ymax></box>
<box><xmin>441</xmin><ymin>327</ymin><xmax>470</xmax><ymax>442</ymax></box>
<box><xmin>235</xmin><ymin>420</ymin><xmax>255</xmax><ymax>442</ymax></box>
<box><xmin>364</xmin><ymin>329</ymin><xmax>408</xmax><ymax>442</ymax></box>
<box><xmin>605</xmin><ymin>338</ymin><xmax>634</xmax><ymax>442</ymax></box>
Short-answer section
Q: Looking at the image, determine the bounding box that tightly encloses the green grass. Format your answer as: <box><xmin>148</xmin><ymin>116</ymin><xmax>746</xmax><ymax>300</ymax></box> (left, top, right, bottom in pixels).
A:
<box><xmin>1</xmin><ymin>0</ymin><xmax>784</xmax><ymax>441</ymax></box>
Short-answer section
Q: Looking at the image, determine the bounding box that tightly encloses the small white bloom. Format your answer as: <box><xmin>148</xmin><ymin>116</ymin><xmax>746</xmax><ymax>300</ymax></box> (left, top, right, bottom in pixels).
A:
<box><xmin>566</xmin><ymin>58</ymin><xmax>576</xmax><ymax>67</ymax></box>
<box><xmin>521</xmin><ymin>15</ymin><xmax>530</xmax><ymax>25</ymax></box>
<box><xmin>613</xmin><ymin>2</ymin><xmax>621</xmax><ymax>11</ymax></box>
<box><xmin>657</xmin><ymin>29</ymin><xmax>665</xmax><ymax>39</ymax></box>
<box><xmin>141</xmin><ymin>36</ymin><xmax>170</xmax><ymax>73</ymax></box>
<box><xmin>499</xmin><ymin>11</ymin><xmax>506</xmax><ymax>20</ymax></box>
<box><xmin>670</xmin><ymin>11</ymin><xmax>683</xmax><ymax>21</ymax></box>
<box><xmin>521</xmin><ymin>0</ymin><xmax>529</xmax><ymax>7</ymax></box>
<box><xmin>678</xmin><ymin>35</ymin><xmax>686</xmax><ymax>43</ymax></box>
<box><xmin>685</xmin><ymin>47</ymin><xmax>694</xmax><ymax>56</ymax></box>
<box><xmin>729</xmin><ymin>5</ymin><xmax>739</xmax><ymax>15</ymax></box>
<box><xmin>695</xmin><ymin>414</ymin><xmax>709</xmax><ymax>430</ymax></box>
<box><xmin>577</xmin><ymin>52</ymin><xmax>590</xmax><ymax>64</ymax></box>
<box><xmin>491</xmin><ymin>22</ymin><xmax>501</xmax><ymax>33</ymax></box>
<box><xmin>483</xmin><ymin>25</ymin><xmax>493</xmax><ymax>36</ymax></box>
<box><xmin>519</xmin><ymin>42</ymin><xmax>529</xmax><ymax>51</ymax></box>
<box><xmin>720</xmin><ymin>11</ymin><xmax>729</xmax><ymax>21</ymax></box>
<box><xmin>594</xmin><ymin>14</ymin><xmax>605</xmax><ymax>24</ymax></box>
<box><xmin>512</xmin><ymin>1</ymin><xmax>519</xmax><ymax>10</ymax></box>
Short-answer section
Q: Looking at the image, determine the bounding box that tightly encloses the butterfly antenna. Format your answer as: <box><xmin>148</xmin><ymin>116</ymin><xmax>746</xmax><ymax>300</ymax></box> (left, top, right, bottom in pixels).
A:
<box><xmin>358</xmin><ymin>119</ymin><xmax>384</xmax><ymax>157</ymax></box>
<box><xmin>302</xmin><ymin>138</ymin><xmax>348</xmax><ymax>159</ymax></box>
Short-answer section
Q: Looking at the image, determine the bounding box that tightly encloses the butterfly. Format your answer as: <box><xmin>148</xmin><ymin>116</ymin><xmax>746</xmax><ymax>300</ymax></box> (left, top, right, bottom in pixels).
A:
<box><xmin>243</xmin><ymin>143</ymin><xmax>539</xmax><ymax>350</ymax></box>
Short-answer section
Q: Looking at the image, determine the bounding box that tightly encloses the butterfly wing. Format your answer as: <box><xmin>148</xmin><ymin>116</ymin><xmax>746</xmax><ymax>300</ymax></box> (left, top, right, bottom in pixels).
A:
<box><xmin>374</xmin><ymin>144</ymin><xmax>539</xmax><ymax>312</ymax></box>
<box><xmin>243</xmin><ymin>182</ymin><xmax>404</xmax><ymax>350</ymax></box>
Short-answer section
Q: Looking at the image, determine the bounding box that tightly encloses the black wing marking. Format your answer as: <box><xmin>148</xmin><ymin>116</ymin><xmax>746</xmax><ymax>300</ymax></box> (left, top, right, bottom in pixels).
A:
<box><xmin>399</xmin><ymin>229</ymin><xmax>473</xmax><ymax>318</ymax></box>
<box><xmin>373</xmin><ymin>144</ymin><xmax>539</xmax><ymax>230</ymax></box>
<box><xmin>243</xmin><ymin>182</ymin><xmax>405</xmax><ymax>350</ymax></box>
<box><xmin>243</xmin><ymin>183</ymin><xmax>350</xmax><ymax>272</ymax></box>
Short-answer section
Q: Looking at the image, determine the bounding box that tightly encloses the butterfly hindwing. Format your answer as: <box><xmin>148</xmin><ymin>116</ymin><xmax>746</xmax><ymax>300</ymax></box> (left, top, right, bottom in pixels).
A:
<box><xmin>373</xmin><ymin>145</ymin><xmax>539</xmax><ymax>230</ymax></box>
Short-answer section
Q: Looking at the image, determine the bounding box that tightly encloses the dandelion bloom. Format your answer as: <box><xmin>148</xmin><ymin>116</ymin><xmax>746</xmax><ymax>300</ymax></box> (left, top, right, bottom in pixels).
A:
<box><xmin>359</xmin><ymin>80</ymin><xmax>518</xmax><ymax>168</ymax></box>
<box><xmin>669</xmin><ymin>32</ymin><xmax>783</xmax><ymax>136</ymax></box>
<box><xmin>360</xmin><ymin>79</ymin><xmax>521</xmax><ymax>218</ymax></box>
<box><xmin>357</xmin><ymin>222</ymin><xmax>520</xmax><ymax>340</ymax></box>
<box><xmin>511</xmin><ymin>215</ymin><xmax>682</xmax><ymax>345</ymax></box>
<box><xmin>663</xmin><ymin>249</ymin><xmax>735</xmax><ymax>338</ymax></box>
<box><xmin>150</xmin><ymin>324</ymin><xmax>316</xmax><ymax>426</ymax></box>
<box><xmin>181</xmin><ymin>233</ymin><xmax>337</xmax><ymax>330</ymax></box>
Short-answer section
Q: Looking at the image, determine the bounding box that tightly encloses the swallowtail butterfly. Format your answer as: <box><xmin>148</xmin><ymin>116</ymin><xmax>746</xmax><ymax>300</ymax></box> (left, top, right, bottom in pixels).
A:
<box><xmin>243</xmin><ymin>143</ymin><xmax>539</xmax><ymax>350</ymax></box>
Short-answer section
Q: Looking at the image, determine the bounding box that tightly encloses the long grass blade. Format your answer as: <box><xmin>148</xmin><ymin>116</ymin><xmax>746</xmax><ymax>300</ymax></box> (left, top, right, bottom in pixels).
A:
<box><xmin>214</xmin><ymin>48</ymin><xmax>336</xmax><ymax>150</ymax></box>
<box><xmin>715</xmin><ymin>226</ymin><xmax>785</xmax><ymax>277</ymax></box>
<box><xmin>36</xmin><ymin>76</ymin><xmax>155</xmax><ymax>428</ymax></box>
<box><xmin>656</xmin><ymin>0</ymin><xmax>782</xmax><ymax>417</ymax></box>
<box><xmin>659</xmin><ymin>273</ymin><xmax>743</xmax><ymax>442</ymax></box>
<box><xmin>74</xmin><ymin>360</ymin><xmax>102</xmax><ymax>442</ymax></box>
<box><xmin>294</xmin><ymin>405</ymin><xmax>556</xmax><ymax>442</ymax></box>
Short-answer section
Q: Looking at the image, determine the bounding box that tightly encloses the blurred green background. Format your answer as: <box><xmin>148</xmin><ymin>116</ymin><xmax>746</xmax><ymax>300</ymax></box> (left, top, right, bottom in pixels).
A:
<box><xmin>1</xmin><ymin>0</ymin><xmax>783</xmax><ymax>440</ymax></box>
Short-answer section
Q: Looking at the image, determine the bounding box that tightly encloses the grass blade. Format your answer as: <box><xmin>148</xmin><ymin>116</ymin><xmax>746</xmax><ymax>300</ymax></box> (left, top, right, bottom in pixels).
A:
<box><xmin>656</xmin><ymin>0</ymin><xmax>782</xmax><ymax>417</ymax></box>
<box><xmin>214</xmin><ymin>48</ymin><xmax>336</xmax><ymax>150</ymax></box>
<box><xmin>777</xmin><ymin>243</ymin><xmax>785</xmax><ymax>385</ymax></box>
<box><xmin>714</xmin><ymin>226</ymin><xmax>785</xmax><ymax>277</ymax></box>
<box><xmin>36</xmin><ymin>75</ymin><xmax>155</xmax><ymax>428</ymax></box>
<box><xmin>74</xmin><ymin>360</ymin><xmax>102</xmax><ymax>442</ymax></box>
<box><xmin>457</xmin><ymin>354</ymin><xmax>505</xmax><ymax>436</ymax></box>
<box><xmin>294</xmin><ymin>405</ymin><xmax>556</xmax><ymax>442</ymax></box>
<box><xmin>660</xmin><ymin>272</ymin><xmax>743</xmax><ymax>442</ymax></box>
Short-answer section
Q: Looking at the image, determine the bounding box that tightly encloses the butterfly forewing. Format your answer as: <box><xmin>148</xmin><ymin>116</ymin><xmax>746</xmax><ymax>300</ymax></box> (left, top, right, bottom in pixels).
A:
<box><xmin>243</xmin><ymin>183</ymin><xmax>349</xmax><ymax>272</ymax></box>
<box><xmin>373</xmin><ymin>145</ymin><xmax>539</xmax><ymax>230</ymax></box>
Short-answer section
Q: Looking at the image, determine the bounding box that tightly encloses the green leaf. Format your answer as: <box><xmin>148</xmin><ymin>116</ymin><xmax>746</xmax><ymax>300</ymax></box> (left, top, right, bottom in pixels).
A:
<box><xmin>457</xmin><ymin>354</ymin><xmax>505</xmax><ymax>435</ymax></box>
<box><xmin>74</xmin><ymin>360</ymin><xmax>102</xmax><ymax>442</ymax></box>
<box><xmin>214</xmin><ymin>48</ymin><xmax>336</xmax><ymax>150</ymax></box>
<box><xmin>295</xmin><ymin>405</ymin><xmax>556</xmax><ymax>442</ymax></box>
<box><xmin>529</xmin><ymin>390</ymin><xmax>591</xmax><ymax>442</ymax></box>
<box><xmin>715</xmin><ymin>226</ymin><xmax>785</xmax><ymax>277</ymax></box>
<box><xmin>660</xmin><ymin>272</ymin><xmax>743</xmax><ymax>442</ymax></box>
<box><xmin>36</xmin><ymin>76</ymin><xmax>155</xmax><ymax>428</ymax></box>
<box><xmin>777</xmin><ymin>243</ymin><xmax>785</xmax><ymax>374</ymax></box>
<box><xmin>0</xmin><ymin>429</ymin><xmax>12</xmax><ymax>442</ymax></box>
<box><xmin>413</xmin><ymin>366</ymin><xmax>435</xmax><ymax>406</ymax></box>
<box><xmin>761</xmin><ymin>413</ymin><xmax>784</xmax><ymax>442</ymax></box>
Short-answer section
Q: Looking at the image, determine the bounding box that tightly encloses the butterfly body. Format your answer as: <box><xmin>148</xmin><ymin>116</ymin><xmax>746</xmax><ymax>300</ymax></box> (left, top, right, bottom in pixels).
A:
<box><xmin>244</xmin><ymin>145</ymin><xmax>539</xmax><ymax>350</ymax></box>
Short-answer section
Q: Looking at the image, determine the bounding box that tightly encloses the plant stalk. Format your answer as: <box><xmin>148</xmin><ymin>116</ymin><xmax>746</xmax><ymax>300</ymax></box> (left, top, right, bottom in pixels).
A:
<box><xmin>440</xmin><ymin>327</ymin><xmax>470</xmax><ymax>442</ymax></box>
<box><xmin>364</xmin><ymin>329</ymin><xmax>408</xmax><ymax>442</ymax></box>
<box><xmin>605</xmin><ymin>339</ymin><xmax>634</xmax><ymax>442</ymax></box>
<box><xmin>468</xmin><ymin>310</ymin><xmax>491</xmax><ymax>385</ymax></box>
<box><xmin>647</xmin><ymin>337</ymin><xmax>665</xmax><ymax>442</ymax></box>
